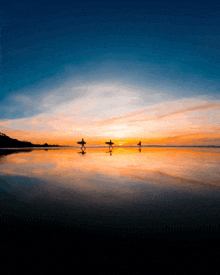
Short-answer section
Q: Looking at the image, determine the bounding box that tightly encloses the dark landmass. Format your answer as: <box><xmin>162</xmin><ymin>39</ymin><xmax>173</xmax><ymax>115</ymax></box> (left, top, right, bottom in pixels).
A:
<box><xmin>0</xmin><ymin>132</ymin><xmax>60</xmax><ymax>148</ymax></box>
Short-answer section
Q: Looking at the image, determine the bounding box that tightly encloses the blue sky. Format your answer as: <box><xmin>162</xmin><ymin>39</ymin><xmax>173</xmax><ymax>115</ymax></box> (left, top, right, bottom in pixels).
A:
<box><xmin>1</xmin><ymin>1</ymin><xmax>220</xmax><ymax>145</ymax></box>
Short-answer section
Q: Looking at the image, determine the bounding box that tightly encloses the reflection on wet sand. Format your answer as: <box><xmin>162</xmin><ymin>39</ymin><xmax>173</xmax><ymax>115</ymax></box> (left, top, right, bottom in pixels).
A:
<box><xmin>0</xmin><ymin>149</ymin><xmax>32</xmax><ymax>158</ymax></box>
<box><xmin>106</xmin><ymin>148</ymin><xmax>113</xmax><ymax>156</ymax></box>
<box><xmin>1</xmin><ymin>147</ymin><xmax>220</xmax><ymax>231</ymax></box>
<box><xmin>1</xmin><ymin>147</ymin><xmax>220</xmax><ymax>187</ymax></box>
<box><xmin>78</xmin><ymin>148</ymin><xmax>86</xmax><ymax>155</ymax></box>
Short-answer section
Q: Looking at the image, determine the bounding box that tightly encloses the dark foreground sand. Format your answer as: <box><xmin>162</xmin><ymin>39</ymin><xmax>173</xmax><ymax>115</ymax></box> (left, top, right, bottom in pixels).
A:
<box><xmin>1</xmin><ymin>197</ymin><xmax>220</xmax><ymax>274</ymax></box>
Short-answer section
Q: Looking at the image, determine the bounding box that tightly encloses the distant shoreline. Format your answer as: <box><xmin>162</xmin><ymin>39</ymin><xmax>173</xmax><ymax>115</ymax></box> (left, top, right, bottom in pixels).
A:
<box><xmin>1</xmin><ymin>133</ymin><xmax>220</xmax><ymax>149</ymax></box>
<box><xmin>0</xmin><ymin>132</ymin><xmax>61</xmax><ymax>148</ymax></box>
<box><xmin>1</xmin><ymin>145</ymin><xmax>220</xmax><ymax>150</ymax></box>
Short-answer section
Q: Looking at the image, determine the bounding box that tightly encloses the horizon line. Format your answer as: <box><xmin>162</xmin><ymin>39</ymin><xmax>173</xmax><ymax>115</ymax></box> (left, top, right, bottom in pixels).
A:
<box><xmin>1</xmin><ymin>145</ymin><xmax>220</xmax><ymax>150</ymax></box>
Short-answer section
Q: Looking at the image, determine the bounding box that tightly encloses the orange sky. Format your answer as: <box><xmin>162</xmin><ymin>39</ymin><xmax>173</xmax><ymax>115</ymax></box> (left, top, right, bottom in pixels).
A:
<box><xmin>1</xmin><ymin>85</ymin><xmax>220</xmax><ymax>146</ymax></box>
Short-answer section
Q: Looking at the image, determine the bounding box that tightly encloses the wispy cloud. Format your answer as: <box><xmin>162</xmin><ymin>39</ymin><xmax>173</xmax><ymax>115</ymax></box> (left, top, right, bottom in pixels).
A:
<box><xmin>1</xmin><ymin>84</ymin><xmax>220</xmax><ymax>145</ymax></box>
<box><xmin>89</xmin><ymin>99</ymin><xmax>220</xmax><ymax>129</ymax></box>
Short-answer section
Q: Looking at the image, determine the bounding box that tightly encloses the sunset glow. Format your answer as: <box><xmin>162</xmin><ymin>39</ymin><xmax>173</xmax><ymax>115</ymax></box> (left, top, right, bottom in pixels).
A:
<box><xmin>1</xmin><ymin>3</ymin><xmax>220</xmax><ymax>147</ymax></box>
<box><xmin>1</xmin><ymin>85</ymin><xmax>220</xmax><ymax>146</ymax></box>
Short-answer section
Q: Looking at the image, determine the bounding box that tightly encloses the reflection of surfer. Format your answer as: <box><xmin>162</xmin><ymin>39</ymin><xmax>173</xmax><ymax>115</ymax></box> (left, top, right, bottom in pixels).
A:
<box><xmin>77</xmin><ymin>138</ymin><xmax>86</xmax><ymax>149</ymax></box>
<box><xmin>139</xmin><ymin>148</ymin><xmax>141</xmax><ymax>152</ymax></box>
<box><xmin>78</xmin><ymin>149</ymin><xmax>86</xmax><ymax>155</ymax></box>
<box><xmin>106</xmin><ymin>148</ymin><xmax>113</xmax><ymax>156</ymax></box>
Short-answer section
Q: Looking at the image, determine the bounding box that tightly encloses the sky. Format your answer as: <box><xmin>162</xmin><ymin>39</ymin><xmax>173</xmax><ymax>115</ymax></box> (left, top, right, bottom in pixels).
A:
<box><xmin>1</xmin><ymin>1</ymin><xmax>220</xmax><ymax>146</ymax></box>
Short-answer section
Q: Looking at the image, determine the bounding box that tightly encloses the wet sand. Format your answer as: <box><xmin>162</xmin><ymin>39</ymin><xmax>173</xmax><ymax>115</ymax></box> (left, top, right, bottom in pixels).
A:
<box><xmin>1</xmin><ymin>148</ymin><xmax>220</xmax><ymax>273</ymax></box>
<box><xmin>1</xmin><ymin>188</ymin><xmax>220</xmax><ymax>274</ymax></box>
<box><xmin>1</xmin><ymin>208</ymin><xmax>219</xmax><ymax>274</ymax></box>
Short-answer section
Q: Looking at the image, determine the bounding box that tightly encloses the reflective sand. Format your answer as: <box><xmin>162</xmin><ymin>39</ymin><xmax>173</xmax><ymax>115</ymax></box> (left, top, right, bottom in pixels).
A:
<box><xmin>1</xmin><ymin>147</ymin><xmax>220</xmax><ymax>231</ymax></box>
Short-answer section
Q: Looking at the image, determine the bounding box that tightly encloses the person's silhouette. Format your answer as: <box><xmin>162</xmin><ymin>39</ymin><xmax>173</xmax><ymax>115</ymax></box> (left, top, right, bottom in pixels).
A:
<box><xmin>77</xmin><ymin>138</ymin><xmax>86</xmax><ymax>149</ymax></box>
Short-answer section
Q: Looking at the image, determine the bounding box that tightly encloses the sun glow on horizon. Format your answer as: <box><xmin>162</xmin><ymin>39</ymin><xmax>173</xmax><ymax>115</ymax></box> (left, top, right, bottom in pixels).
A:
<box><xmin>1</xmin><ymin>84</ymin><xmax>220</xmax><ymax>146</ymax></box>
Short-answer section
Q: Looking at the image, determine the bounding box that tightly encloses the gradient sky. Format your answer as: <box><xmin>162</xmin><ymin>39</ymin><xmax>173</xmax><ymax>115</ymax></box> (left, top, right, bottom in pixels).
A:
<box><xmin>1</xmin><ymin>1</ymin><xmax>220</xmax><ymax>145</ymax></box>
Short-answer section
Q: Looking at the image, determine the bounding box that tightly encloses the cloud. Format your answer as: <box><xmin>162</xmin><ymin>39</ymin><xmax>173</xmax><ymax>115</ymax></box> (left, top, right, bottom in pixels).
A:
<box><xmin>152</xmin><ymin>101</ymin><xmax>220</xmax><ymax>121</ymax></box>
<box><xmin>1</xmin><ymin>83</ymin><xmax>220</xmax><ymax>145</ymax></box>
<box><xmin>0</xmin><ymin>82</ymin><xmax>88</xmax><ymax>119</ymax></box>
<box><xmin>89</xmin><ymin>99</ymin><xmax>220</xmax><ymax>127</ymax></box>
<box><xmin>0</xmin><ymin>81</ymin><xmax>172</xmax><ymax>120</ymax></box>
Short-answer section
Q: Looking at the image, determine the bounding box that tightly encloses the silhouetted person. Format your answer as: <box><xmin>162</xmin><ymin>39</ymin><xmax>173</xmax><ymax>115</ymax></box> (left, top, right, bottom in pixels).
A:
<box><xmin>77</xmin><ymin>138</ymin><xmax>86</xmax><ymax>149</ymax></box>
<box><xmin>105</xmin><ymin>139</ymin><xmax>114</xmax><ymax>149</ymax></box>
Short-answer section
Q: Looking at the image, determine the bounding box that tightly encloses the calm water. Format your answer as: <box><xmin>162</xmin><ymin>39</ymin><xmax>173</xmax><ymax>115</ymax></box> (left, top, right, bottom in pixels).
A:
<box><xmin>1</xmin><ymin>147</ymin><xmax>220</xmax><ymax>233</ymax></box>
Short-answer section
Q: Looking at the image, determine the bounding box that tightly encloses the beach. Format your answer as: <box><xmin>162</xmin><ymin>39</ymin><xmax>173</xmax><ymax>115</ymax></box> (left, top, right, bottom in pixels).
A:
<box><xmin>1</xmin><ymin>147</ymin><xmax>220</xmax><ymax>273</ymax></box>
